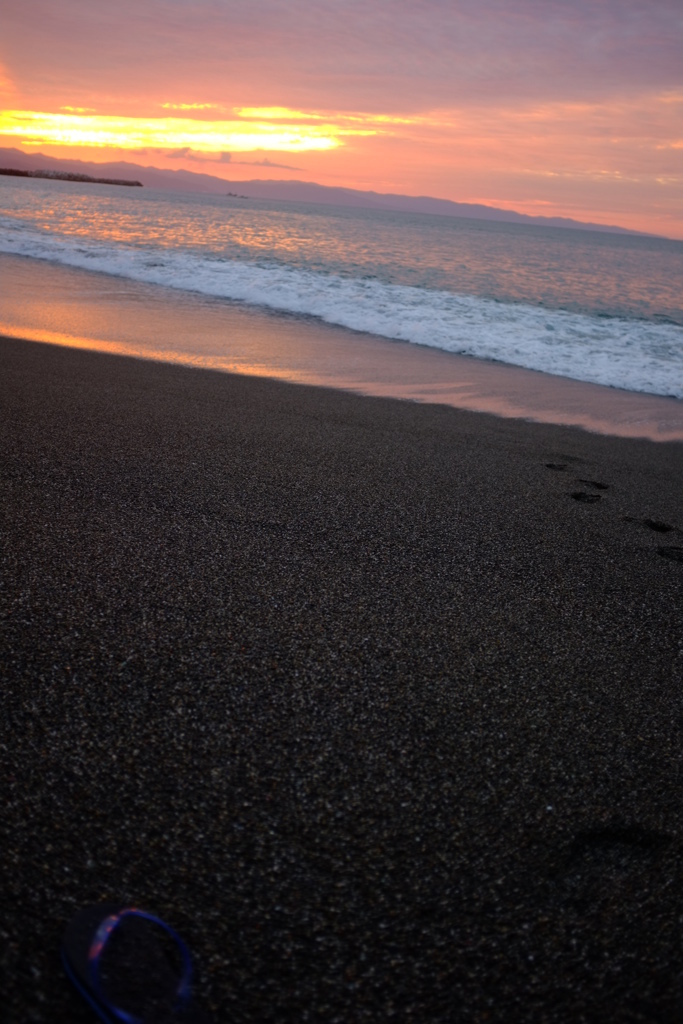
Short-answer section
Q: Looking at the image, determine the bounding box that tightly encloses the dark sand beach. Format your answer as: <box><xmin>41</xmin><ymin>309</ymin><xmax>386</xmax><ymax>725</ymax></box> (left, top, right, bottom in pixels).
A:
<box><xmin>2</xmin><ymin>334</ymin><xmax>682</xmax><ymax>1023</ymax></box>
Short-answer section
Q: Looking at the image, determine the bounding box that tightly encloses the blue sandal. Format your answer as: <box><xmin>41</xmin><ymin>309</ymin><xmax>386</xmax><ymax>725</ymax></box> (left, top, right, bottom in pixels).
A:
<box><xmin>62</xmin><ymin>903</ymin><xmax>211</xmax><ymax>1023</ymax></box>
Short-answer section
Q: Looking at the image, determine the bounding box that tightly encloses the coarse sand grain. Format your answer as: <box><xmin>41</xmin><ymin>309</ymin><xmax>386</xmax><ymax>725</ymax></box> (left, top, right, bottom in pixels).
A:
<box><xmin>2</xmin><ymin>335</ymin><xmax>683</xmax><ymax>1023</ymax></box>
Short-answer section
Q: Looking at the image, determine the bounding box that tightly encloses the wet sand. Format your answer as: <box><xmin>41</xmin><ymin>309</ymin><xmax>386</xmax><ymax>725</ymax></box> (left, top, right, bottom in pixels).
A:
<box><xmin>3</xmin><ymin>252</ymin><xmax>683</xmax><ymax>442</ymax></box>
<box><xmin>2</xmin><ymin>334</ymin><xmax>682</xmax><ymax>1023</ymax></box>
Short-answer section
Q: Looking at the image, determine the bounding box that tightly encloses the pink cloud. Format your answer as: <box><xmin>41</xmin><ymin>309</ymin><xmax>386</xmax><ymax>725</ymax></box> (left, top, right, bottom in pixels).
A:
<box><xmin>2</xmin><ymin>1</ymin><xmax>681</xmax><ymax>112</ymax></box>
<box><xmin>2</xmin><ymin>1</ymin><xmax>680</xmax><ymax>235</ymax></box>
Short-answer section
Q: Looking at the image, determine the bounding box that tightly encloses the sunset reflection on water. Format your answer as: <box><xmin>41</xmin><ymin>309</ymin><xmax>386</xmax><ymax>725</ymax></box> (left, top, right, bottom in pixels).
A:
<box><xmin>4</xmin><ymin>182</ymin><xmax>681</xmax><ymax>326</ymax></box>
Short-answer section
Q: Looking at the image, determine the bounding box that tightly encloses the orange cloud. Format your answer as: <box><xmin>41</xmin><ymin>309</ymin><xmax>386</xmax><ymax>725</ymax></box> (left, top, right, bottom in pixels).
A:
<box><xmin>0</xmin><ymin>109</ymin><xmax>376</xmax><ymax>152</ymax></box>
<box><xmin>161</xmin><ymin>102</ymin><xmax>220</xmax><ymax>111</ymax></box>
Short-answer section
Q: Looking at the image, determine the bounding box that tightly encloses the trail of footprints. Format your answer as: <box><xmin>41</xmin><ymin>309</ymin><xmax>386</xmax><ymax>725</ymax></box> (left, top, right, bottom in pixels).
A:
<box><xmin>544</xmin><ymin>461</ymin><xmax>683</xmax><ymax>563</ymax></box>
<box><xmin>540</xmin><ymin>466</ymin><xmax>679</xmax><ymax>888</ymax></box>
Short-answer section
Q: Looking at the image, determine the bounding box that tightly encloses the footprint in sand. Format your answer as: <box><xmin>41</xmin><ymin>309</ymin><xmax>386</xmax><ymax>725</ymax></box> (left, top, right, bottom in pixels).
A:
<box><xmin>623</xmin><ymin>515</ymin><xmax>678</xmax><ymax>533</ymax></box>
<box><xmin>571</xmin><ymin>491</ymin><xmax>602</xmax><ymax>504</ymax></box>
<box><xmin>557</xmin><ymin>824</ymin><xmax>671</xmax><ymax>892</ymax></box>
<box><xmin>658</xmin><ymin>546</ymin><xmax>683</xmax><ymax>563</ymax></box>
<box><xmin>642</xmin><ymin>518</ymin><xmax>674</xmax><ymax>534</ymax></box>
<box><xmin>621</xmin><ymin>520</ymin><xmax>683</xmax><ymax>562</ymax></box>
<box><xmin>544</xmin><ymin>465</ymin><xmax>609</xmax><ymax>504</ymax></box>
<box><xmin>577</xmin><ymin>478</ymin><xmax>610</xmax><ymax>490</ymax></box>
<box><xmin>552</xmin><ymin>823</ymin><xmax>671</xmax><ymax>888</ymax></box>
<box><xmin>570</xmin><ymin>823</ymin><xmax>670</xmax><ymax>859</ymax></box>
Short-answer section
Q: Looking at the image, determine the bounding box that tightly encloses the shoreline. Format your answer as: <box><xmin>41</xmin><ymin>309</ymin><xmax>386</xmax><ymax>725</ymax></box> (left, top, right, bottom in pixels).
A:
<box><xmin>2</xmin><ymin>334</ymin><xmax>683</xmax><ymax>1022</ymax></box>
<box><xmin>1</xmin><ymin>252</ymin><xmax>683</xmax><ymax>442</ymax></box>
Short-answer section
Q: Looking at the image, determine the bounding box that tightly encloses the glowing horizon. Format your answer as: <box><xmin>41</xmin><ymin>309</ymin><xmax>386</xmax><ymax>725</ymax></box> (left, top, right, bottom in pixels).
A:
<box><xmin>0</xmin><ymin>109</ymin><xmax>380</xmax><ymax>153</ymax></box>
<box><xmin>1</xmin><ymin>0</ymin><xmax>681</xmax><ymax>237</ymax></box>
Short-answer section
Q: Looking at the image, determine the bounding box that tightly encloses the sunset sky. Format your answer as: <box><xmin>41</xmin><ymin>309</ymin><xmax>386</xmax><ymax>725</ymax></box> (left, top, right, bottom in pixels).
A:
<box><xmin>1</xmin><ymin>0</ymin><xmax>682</xmax><ymax>236</ymax></box>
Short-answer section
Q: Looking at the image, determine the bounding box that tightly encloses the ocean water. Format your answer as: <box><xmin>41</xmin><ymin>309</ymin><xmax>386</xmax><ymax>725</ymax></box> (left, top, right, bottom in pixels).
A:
<box><xmin>1</xmin><ymin>175</ymin><xmax>682</xmax><ymax>399</ymax></box>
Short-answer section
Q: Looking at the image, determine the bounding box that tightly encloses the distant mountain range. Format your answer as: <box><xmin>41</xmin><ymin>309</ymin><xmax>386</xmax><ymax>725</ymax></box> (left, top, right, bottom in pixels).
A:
<box><xmin>0</xmin><ymin>146</ymin><xmax>641</xmax><ymax>236</ymax></box>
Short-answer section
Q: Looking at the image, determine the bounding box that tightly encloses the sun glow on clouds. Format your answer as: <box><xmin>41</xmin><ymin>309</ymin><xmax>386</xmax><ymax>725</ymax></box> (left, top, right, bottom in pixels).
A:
<box><xmin>236</xmin><ymin>107</ymin><xmax>425</xmax><ymax>127</ymax></box>
<box><xmin>235</xmin><ymin>107</ymin><xmax>325</xmax><ymax>121</ymax></box>
<box><xmin>0</xmin><ymin>109</ymin><xmax>377</xmax><ymax>153</ymax></box>
<box><xmin>161</xmin><ymin>102</ymin><xmax>219</xmax><ymax>110</ymax></box>
<box><xmin>2</xmin><ymin>94</ymin><xmax>679</xmax><ymax>170</ymax></box>
<box><xmin>1</xmin><ymin>91</ymin><xmax>680</xmax><ymax>236</ymax></box>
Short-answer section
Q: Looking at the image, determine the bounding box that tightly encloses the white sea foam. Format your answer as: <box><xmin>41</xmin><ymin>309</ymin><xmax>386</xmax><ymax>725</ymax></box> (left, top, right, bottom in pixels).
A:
<box><xmin>1</xmin><ymin>227</ymin><xmax>682</xmax><ymax>399</ymax></box>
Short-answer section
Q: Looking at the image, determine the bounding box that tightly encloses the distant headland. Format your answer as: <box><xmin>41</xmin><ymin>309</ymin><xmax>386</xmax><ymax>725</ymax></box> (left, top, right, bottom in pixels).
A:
<box><xmin>0</xmin><ymin>167</ymin><xmax>142</xmax><ymax>187</ymax></box>
<box><xmin>0</xmin><ymin>146</ymin><xmax>651</xmax><ymax>236</ymax></box>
